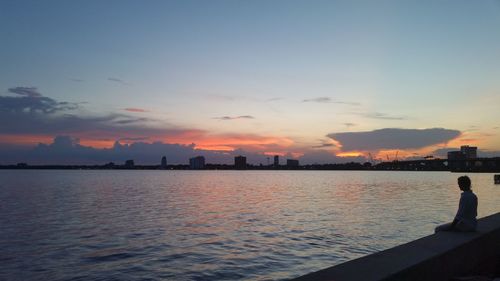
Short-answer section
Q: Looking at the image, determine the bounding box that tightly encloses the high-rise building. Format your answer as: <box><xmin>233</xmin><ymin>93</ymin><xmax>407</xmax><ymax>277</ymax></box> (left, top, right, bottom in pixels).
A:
<box><xmin>460</xmin><ymin>145</ymin><xmax>477</xmax><ymax>159</ymax></box>
<box><xmin>189</xmin><ymin>156</ymin><xmax>205</xmax><ymax>169</ymax></box>
<box><xmin>447</xmin><ymin>145</ymin><xmax>478</xmax><ymax>160</ymax></box>
<box><xmin>274</xmin><ymin>155</ymin><xmax>279</xmax><ymax>167</ymax></box>
<box><xmin>161</xmin><ymin>156</ymin><xmax>167</xmax><ymax>169</ymax></box>
<box><xmin>235</xmin><ymin>155</ymin><xmax>247</xmax><ymax>170</ymax></box>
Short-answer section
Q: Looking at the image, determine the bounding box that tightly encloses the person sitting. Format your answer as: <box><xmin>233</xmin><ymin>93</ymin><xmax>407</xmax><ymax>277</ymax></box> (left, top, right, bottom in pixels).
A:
<box><xmin>435</xmin><ymin>176</ymin><xmax>478</xmax><ymax>233</ymax></box>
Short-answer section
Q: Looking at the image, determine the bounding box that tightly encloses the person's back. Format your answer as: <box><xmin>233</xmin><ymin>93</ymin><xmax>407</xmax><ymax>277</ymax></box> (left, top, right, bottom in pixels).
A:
<box><xmin>454</xmin><ymin>189</ymin><xmax>478</xmax><ymax>231</ymax></box>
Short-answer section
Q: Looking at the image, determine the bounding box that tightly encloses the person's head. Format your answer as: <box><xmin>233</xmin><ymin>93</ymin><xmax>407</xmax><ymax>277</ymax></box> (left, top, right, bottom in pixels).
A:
<box><xmin>458</xmin><ymin>176</ymin><xmax>471</xmax><ymax>191</ymax></box>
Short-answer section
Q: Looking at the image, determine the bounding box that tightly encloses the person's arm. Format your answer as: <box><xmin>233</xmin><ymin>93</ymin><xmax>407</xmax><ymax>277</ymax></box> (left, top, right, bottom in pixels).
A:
<box><xmin>452</xmin><ymin>193</ymin><xmax>465</xmax><ymax>230</ymax></box>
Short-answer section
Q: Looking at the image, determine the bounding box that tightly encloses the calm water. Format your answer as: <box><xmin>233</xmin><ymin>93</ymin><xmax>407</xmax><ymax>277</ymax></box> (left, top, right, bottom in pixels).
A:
<box><xmin>1</xmin><ymin>170</ymin><xmax>499</xmax><ymax>280</ymax></box>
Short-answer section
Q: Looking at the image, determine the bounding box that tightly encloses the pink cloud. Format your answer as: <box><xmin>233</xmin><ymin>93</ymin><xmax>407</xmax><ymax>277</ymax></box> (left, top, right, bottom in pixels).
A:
<box><xmin>124</xmin><ymin>108</ymin><xmax>148</xmax><ymax>113</ymax></box>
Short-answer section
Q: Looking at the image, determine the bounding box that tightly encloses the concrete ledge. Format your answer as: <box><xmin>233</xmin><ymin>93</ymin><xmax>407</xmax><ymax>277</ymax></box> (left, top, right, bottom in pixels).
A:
<box><xmin>292</xmin><ymin>212</ymin><xmax>500</xmax><ymax>281</ymax></box>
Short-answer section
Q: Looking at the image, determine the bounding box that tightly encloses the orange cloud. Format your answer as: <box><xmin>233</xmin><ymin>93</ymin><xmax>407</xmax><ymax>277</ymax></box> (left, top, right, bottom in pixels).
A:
<box><xmin>336</xmin><ymin>151</ymin><xmax>363</xmax><ymax>157</ymax></box>
<box><xmin>0</xmin><ymin>134</ymin><xmax>53</xmax><ymax>146</ymax></box>
<box><xmin>162</xmin><ymin>133</ymin><xmax>295</xmax><ymax>152</ymax></box>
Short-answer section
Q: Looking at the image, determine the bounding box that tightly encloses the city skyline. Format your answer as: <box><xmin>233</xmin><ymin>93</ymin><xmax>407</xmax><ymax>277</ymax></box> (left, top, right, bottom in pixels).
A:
<box><xmin>1</xmin><ymin>1</ymin><xmax>500</xmax><ymax>164</ymax></box>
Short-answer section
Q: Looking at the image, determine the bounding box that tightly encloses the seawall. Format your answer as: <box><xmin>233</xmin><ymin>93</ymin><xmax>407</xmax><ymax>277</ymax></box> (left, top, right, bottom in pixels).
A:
<box><xmin>292</xmin><ymin>212</ymin><xmax>500</xmax><ymax>281</ymax></box>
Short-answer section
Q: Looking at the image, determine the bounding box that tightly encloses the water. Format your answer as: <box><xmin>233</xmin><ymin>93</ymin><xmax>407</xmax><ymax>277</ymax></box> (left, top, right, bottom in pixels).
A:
<box><xmin>1</xmin><ymin>170</ymin><xmax>499</xmax><ymax>280</ymax></box>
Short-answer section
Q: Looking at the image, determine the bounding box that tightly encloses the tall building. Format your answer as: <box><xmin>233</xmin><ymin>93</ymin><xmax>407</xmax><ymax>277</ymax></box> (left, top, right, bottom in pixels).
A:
<box><xmin>161</xmin><ymin>156</ymin><xmax>167</xmax><ymax>169</ymax></box>
<box><xmin>447</xmin><ymin>145</ymin><xmax>478</xmax><ymax>160</ymax></box>
<box><xmin>287</xmin><ymin>159</ymin><xmax>299</xmax><ymax>167</ymax></box>
<box><xmin>189</xmin><ymin>156</ymin><xmax>205</xmax><ymax>169</ymax></box>
<box><xmin>274</xmin><ymin>155</ymin><xmax>279</xmax><ymax>167</ymax></box>
<box><xmin>460</xmin><ymin>145</ymin><xmax>477</xmax><ymax>159</ymax></box>
<box><xmin>235</xmin><ymin>155</ymin><xmax>247</xmax><ymax>170</ymax></box>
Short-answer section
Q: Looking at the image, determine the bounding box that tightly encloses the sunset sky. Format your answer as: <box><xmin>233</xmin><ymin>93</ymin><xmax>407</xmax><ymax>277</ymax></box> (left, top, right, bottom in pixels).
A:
<box><xmin>1</xmin><ymin>0</ymin><xmax>500</xmax><ymax>164</ymax></box>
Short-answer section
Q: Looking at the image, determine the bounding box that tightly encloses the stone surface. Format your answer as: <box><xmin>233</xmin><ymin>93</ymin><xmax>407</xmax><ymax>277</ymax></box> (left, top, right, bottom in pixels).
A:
<box><xmin>292</xmin><ymin>212</ymin><xmax>500</xmax><ymax>281</ymax></box>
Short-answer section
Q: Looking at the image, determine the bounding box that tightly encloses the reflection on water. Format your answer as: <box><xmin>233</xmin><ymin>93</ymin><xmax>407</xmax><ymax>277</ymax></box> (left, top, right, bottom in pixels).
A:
<box><xmin>1</xmin><ymin>170</ymin><xmax>499</xmax><ymax>280</ymax></box>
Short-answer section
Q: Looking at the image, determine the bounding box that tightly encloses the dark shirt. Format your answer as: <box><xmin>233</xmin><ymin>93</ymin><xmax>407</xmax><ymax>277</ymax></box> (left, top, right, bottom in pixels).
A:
<box><xmin>455</xmin><ymin>190</ymin><xmax>478</xmax><ymax>229</ymax></box>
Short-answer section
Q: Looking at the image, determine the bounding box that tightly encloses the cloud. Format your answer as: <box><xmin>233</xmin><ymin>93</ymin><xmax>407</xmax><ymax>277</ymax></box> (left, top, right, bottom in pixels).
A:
<box><xmin>360</xmin><ymin>112</ymin><xmax>408</xmax><ymax>120</ymax></box>
<box><xmin>124</xmin><ymin>107</ymin><xmax>148</xmax><ymax>113</ymax></box>
<box><xmin>344</xmin><ymin>122</ymin><xmax>357</xmax><ymax>128</ymax></box>
<box><xmin>2</xmin><ymin>87</ymin><xmax>79</xmax><ymax>114</ymax></box>
<box><xmin>0</xmin><ymin>135</ymin><xmax>371</xmax><ymax>165</ymax></box>
<box><xmin>303</xmin><ymin>97</ymin><xmax>360</xmax><ymax>106</ymax></box>
<box><xmin>311</xmin><ymin>143</ymin><xmax>335</xmax><ymax>148</ymax></box>
<box><xmin>266</xmin><ymin>97</ymin><xmax>284</xmax><ymax>102</ymax></box>
<box><xmin>328</xmin><ymin>128</ymin><xmax>461</xmax><ymax>151</ymax></box>
<box><xmin>0</xmin><ymin>135</ymin><xmax>267</xmax><ymax>165</ymax></box>
<box><xmin>69</xmin><ymin>78</ymin><xmax>84</xmax><ymax>82</ymax></box>
<box><xmin>0</xmin><ymin>87</ymin><xmax>189</xmax><ymax>139</ymax></box>
<box><xmin>118</xmin><ymin>137</ymin><xmax>150</xmax><ymax>142</ymax></box>
<box><xmin>107</xmin><ymin>77</ymin><xmax>129</xmax><ymax>85</ymax></box>
<box><xmin>8</xmin><ymin>87</ymin><xmax>42</xmax><ymax>97</ymax></box>
<box><xmin>213</xmin><ymin>115</ymin><xmax>255</xmax><ymax>120</ymax></box>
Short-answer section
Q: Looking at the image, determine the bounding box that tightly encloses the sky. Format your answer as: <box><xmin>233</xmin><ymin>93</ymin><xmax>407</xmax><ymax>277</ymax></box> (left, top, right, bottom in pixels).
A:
<box><xmin>1</xmin><ymin>0</ymin><xmax>500</xmax><ymax>165</ymax></box>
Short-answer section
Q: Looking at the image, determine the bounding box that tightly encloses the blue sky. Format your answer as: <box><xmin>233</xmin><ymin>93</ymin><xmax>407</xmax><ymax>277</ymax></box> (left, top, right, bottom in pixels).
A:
<box><xmin>1</xmin><ymin>0</ymin><xmax>500</xmax><ymax>164</ymax></box>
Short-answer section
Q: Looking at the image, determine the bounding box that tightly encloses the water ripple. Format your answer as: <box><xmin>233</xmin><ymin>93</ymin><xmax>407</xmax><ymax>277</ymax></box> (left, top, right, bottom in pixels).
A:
<box><xmin>1</xmin><ymin>170</ymin><xmax>499</xmax><ymax>280</ymax></box>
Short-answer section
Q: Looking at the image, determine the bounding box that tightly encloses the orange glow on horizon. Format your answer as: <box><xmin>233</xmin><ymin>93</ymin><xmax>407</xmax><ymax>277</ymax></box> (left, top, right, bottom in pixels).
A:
<box><xmin>0</xmin><ymin>134</ymin><xmax>53</xmax><ymax>146</ymax></box>
<box><xmin>263</xmin><ymin>152</ymin><xmax>286</xmax><ymax>156</ymax></box>
<box><xmin>79</xmin><ymin>139</ymin><xmax>116</xmax><ymax>149</ymax></box>
<box><xmin>0</xmin><ymin>132</ymin><xmax>295</xmax><ymax>154</ymax></box>
<box><xmin>336</xmin><ymin>152</ymin><xmax>363</xmax><ymax>157</ymax></box>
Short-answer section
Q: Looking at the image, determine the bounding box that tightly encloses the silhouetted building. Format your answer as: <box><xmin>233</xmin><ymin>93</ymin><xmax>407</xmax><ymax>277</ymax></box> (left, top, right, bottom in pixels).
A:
<box><xmin>235</xmin><ymin>155</ymin><xmax>247</xmax><ymax>169</ymax></box>
<box><xmin>448</xmin><ymin>151</ymin><xmax>465</xmax><ymax>160</ymax></box>
<box><xmin>125</xmin><ymin>159</ymin><xmax>135</xmax><ymax>168</ymax></box>
<box><xmin>274</xmin><ymin>155</ymin><xmax>279</xmax><ymax>167</ymax></box>
<box><xmin>161</xmin><ymin>156</ymin><xmax>167</xmax><ymax>169</ymax></box>
<box><xmin>287</xmin><ymin>159</ymin><xmax>299</xmax><ymax>167</ymax></box>
<box><xmin>189</xmin><ymin>156</ymin><xmax>205</xmax><ymax>169</ymax></box>
<box><xmin>447</xmin><ymin>145</ymin><xmax>478</xmax><ymax>160</ymax></box>
<box><xmin>461</xmin><ymin>145</ymin><xmax>477</xmax><ymax>159</ymax></box>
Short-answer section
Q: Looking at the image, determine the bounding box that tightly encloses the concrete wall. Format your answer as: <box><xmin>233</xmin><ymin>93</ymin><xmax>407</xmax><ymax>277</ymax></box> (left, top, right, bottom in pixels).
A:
<box><xmin>292</xmin><ymin>212</ymin><xmax>500</xmax><ymax>281</ymax></box>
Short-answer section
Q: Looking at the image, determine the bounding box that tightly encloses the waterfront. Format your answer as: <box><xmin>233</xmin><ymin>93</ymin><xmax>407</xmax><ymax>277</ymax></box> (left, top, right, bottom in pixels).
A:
<box><xmin>1</xmin><ymin>170</ymin><xmax>499</xmax><ymax>280</ymax></box>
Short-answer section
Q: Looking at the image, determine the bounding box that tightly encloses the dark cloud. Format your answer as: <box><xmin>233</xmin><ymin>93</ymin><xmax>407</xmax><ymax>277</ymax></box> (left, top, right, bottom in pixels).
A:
<box><xmin>311</xmin><ymin>143</ymin><xmax>335</xmax><ymax>148</ymax></box>
<box><xmin>2</xmin><ymin>87</ymin><xmax>79</xmax><ymax>114</ymax></box>
<box><xmin>69</xmin><ymin>78</ymin><xmax>84</xmax><ymax>82</ymax></box>
<box><xmin>119</xmin><ymin>137</ymin><xmax>150</xmax><ymax>142</ymax></box>
<box><xmin>344</xmin><ymin>122</ymin><xmax>357</xmax><ymax>128</ymax></box>
<box><xmin>8</xmin><ymin>87</ymin><xmax>42</xmax><ymax>97</ymax></box>
<box><xmin>328</xmin><ymin>128</ymin><xmax>461</xmax><ymax>151</ymax></box>
<box><xmin>213</xmin><ymin>115</ymin><xmax>255</xmax><ymax>120</ymax></box>
<box><xmin>0</xmin><ymin>87</ymin><xmax>191</xmax><ymax>138</ymax></box>
<box><xmin>302</xmin><ymin>97</ymin><xmax>360</xmax><ymax>106</ymax></box>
